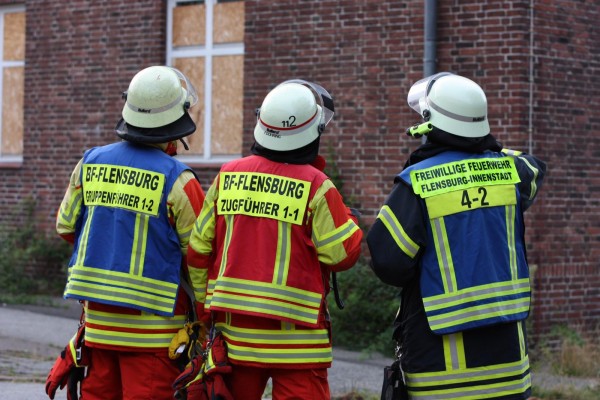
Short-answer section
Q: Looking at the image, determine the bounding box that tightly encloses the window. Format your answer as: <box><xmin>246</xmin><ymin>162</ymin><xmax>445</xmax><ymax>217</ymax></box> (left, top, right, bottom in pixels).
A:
<box><xmin>167</xmin><ymin>0</ymin><xmax>245</xmax><ymax>164</ymax></box>
<box><xmin>0</xmin><ymin>5</ymin><xmax>25</xmax><ymax>165</ymax></box>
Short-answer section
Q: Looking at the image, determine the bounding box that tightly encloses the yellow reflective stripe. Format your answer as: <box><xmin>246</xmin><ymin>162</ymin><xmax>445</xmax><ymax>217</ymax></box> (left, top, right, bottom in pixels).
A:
<box><xmin>193</xmin><ymin>199</ymin><xmax>216</xmax><ymax>254</ymax></box>
<box><xmin>188</xmin><ymin>268</ymin><xmax>208</xmax><ymax>303</ymax></box>
<box><xmin>376</xmin><ymin>206</ymin><xmax>420</xmax><ymax>258</ymax></box>
<box><xmin>130</xmin><ymin>214</ymin><xmax>149</xmax><ymax>276</ymax></box>
<box><xmin>443</xmin><ymin>333</ymin><xmax>465</xmax><ymax>371</ymax></box>
<box><xmin>423</xmin><ymin>279</ymin><xmax>531</xmax><ymax>310</ymax></box>
<box><xmin>506</xmin><ymin>205</ymin><xmax>518</xmax><ymax>279</ymax></box>
<box><xmin>86</xmin><ymin>309</ymin><xmax>186</xmax><ymax>330</ymax></box>
<box><xmin>501</xmin><ymin>148</ymin><xmax>523</xmax><ymax>156</ymax></box>
<box><xmin>408</xmin><ymin>375</ymin><xmax>531</xmax><ymax>399</ymax></box>
<box><xmin>75</xmin><ymin>206</ymin><xmax>95</xmax><ymax>267</ymax></box>
<box><xmin>273</xmin><ymin>221</ymin><xmax>292</xmax><ymax>285</ymax></box>
<box><xmin>426</xmin><ymin>298</ymin><xmax>531</xmax><ymax>331</ymax></box>
<box><xmin>518</xmin><ymin>156</ymin><xmax>539</xmax><ymax>200</ymax></box>
<box><xmin>177</xmin><ymin>222</ymin><xmax>193</xmax><ymax>245</ymax></box>
<box><xmin>84</xmin><ymin>326</ymin><xmax>174</xmax><ymax>348</ymax></box>
<box><xmin>58</xmin><ymin>188</ymin><xmax>83</xmax><ymax>227</ymax></box>
<box><xmin>212</xmin><ymin>276</ymin><xmax>322</xmax><ymax>306</ymax></box>
<box><xmin>517</xmin><ymin>322</ymin><xmax>526</xmax><ymax>359</ymax></box>
<box><xmin>215</xmin><ymin>323</ymin><xmax>329</xmax><ymax>345</ymax></box>
<box><xmin>425</xmin><ymin>185</ymin><xmax>516</xmax><ymax>219</ymax></box>
<box><xmin>218</xmin><ymin>215</ymin><xmax>234</xmax><ymax>277</ymax></box>
<box><xmin>313</xmin><ymin>219</ymin><xmax>360</xmax><ymax>250</ymax></box>
<box><xmin>406</xmin><ymin>356</ymin><xmax>530</xmax><ymax>387</ymax></box>
<box><xmin>209</xmin><ymin>292</ymin><xmax>319</xmax><ymax>325</ymax></box>
<box><xmin>431</xmin><ymin>217</ymin><xmax>457</xmax><ymax>293</ymax></box>
<box><xmin>226</xmin><ymin>342</ymin><xmax>332</xmax><ymax>364</ymax></box>
<box><xmin>68</xmin><ymin>265</ymin><xmax>178</xmax><ymax>293</ymax></box>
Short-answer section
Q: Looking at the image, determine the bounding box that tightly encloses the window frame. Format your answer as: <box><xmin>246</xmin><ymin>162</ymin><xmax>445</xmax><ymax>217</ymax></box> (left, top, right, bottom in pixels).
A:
<box><xmin>166</xmin><ymin>0</ymin><xmax>245</xmax><ymax>165</ymax></box>
<box><xmin>0</xmin><ymin>4</ymin><xmax>25</xmax><ymax>166</ymax></box>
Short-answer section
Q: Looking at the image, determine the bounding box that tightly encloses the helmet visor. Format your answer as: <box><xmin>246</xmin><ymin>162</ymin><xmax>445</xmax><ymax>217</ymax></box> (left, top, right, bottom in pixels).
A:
<box><xmin>407</xmin><ymin>72</ymin><xmax>453</xmax><ymax>115</ymax></box>
<box><xmin>280</xmin><ymin>79</ymin><xmax>335</xmax><ymax>127</ymax></box>
<box><xmin>171</xmin><ymin>67</ymin><xmax>198</xmax><ymax>108</ymax></box>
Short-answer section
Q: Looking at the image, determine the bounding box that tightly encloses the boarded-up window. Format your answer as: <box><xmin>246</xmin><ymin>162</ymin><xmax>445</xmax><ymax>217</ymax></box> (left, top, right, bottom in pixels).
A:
<box><xmin>168</xmin><ymin>0</ymin><xmax>244</xmax><ymax>163</ymax></box>
<box><xmin>0</xmin><ymin>7</ymin><xmax>25</xmax><ymax>162</ymax></box>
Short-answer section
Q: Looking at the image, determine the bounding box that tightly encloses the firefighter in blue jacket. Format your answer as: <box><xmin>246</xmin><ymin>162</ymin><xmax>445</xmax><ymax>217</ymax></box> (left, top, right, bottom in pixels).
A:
<box><xmin>367</xmin><ymin>72</ymin><xmax>546</xmax><ymax>400</ymax></box>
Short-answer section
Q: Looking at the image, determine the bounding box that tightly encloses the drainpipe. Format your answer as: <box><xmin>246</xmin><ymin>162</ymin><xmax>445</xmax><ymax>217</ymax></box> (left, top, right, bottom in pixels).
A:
<box><xmin>528</xmin><ymin>0</ymin><xmax>534</xmax><ymax>154</ymax></box>
<box><xmin>424</xmin><ymin>0</ymin><xmax>437</xmax><ymax>79</ymax></box>
<box><xmin>423</xmin><ymin>0</ymin><xmax>437</xmax><ymax>144</ymax></box>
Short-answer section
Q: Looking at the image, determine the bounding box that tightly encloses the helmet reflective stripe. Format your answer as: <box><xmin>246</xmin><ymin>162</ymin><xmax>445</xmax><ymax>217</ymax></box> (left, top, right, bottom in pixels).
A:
<box><xmin>428</xmin><ymin>98</ymin><xmax>487</xmax><ymax>123</ymax></box>
<box><xmin>257</xmin><ymin>108</ymin><xmax>319</xmax><ymax>134</ymax></box>
<box><xmin>125</xmin><ymin>91</ymin><xmax>184</xmax><ymax>115</ymax></box>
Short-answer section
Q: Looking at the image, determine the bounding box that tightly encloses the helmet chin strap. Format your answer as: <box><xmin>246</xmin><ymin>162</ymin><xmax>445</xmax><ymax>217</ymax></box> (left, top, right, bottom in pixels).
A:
<box><xmin>179</xmin><ymin>138</ymin><xmax>190</xmax><ymax>151</ymax></box>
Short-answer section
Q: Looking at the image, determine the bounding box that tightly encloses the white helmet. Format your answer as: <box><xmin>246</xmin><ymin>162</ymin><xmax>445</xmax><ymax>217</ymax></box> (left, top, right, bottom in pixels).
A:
<box><xmin>407</xmin><ymin>72</ymin><xmax>490</xmax><ymax>138</ymax></box>
<box><xmin>254</xmin><ymin>80</ymin><xmax>335</xmax><ymax>151</ymax></box>
<box><xmin>115</xmin><ymin>66</ymin><xmax>198</xmax><ymax>143</ymax></box>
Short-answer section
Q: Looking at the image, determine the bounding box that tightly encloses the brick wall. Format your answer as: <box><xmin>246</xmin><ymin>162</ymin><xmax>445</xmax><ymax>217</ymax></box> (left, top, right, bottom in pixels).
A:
<box><xmin>242</xmin><ymin>0</ymin><xmax>600</xmax><ymax>340</ymax></box>
<box><xmin>0</xmin><ymin>0</ymin><xmax>597</xmax><ymax>339</ymax></box>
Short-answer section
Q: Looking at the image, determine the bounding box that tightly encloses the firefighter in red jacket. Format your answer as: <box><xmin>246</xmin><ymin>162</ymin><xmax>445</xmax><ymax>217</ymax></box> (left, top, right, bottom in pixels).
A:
<box><xmin>53</xmin><ymin>66</ymin><xmax>205</xmax><ymax>400</ymax></box>
<box><xmin>187</xmin><ymin>80</ymin><xmax>363</xmax><ymax>400</ymax></box>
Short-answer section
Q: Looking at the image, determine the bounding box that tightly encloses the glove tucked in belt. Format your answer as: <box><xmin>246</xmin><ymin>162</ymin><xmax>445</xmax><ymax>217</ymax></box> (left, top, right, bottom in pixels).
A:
<box><xmin>45</xmin><ymin>323</ymin><xmax>88</xmax><ymax>400</ymax></box>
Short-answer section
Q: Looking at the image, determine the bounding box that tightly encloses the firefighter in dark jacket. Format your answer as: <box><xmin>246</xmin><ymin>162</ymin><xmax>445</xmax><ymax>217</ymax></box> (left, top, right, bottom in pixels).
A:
<box><xmin>367</xmin><ymin>72</ymin><xmax>546</xmax><ymax>400</ymax></box>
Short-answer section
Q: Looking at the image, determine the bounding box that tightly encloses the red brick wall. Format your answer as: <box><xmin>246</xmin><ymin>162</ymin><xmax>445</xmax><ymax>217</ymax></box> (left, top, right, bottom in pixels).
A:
<box><xmin>0</xmin><ymin>0</ymin><xmax>597</xmax><ymax>339</ymax></box>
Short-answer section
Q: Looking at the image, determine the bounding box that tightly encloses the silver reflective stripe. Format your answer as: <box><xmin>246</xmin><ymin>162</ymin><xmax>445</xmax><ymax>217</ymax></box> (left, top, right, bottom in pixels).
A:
<box><xmin>214</xmin><ymin>279</ymin><xmax>321</xmax><ymax>305</ymax></box>
<box><xmin>378</xmin><ymin>207</ymin><xmax>419</xmax><ymax>257</ymax></box>
<box><xmin>423</xmin><ymin>280</ymin><xmax>530</xmax><ymax>308</ymax></box>
<box><xmin>218</xmin><ymin>215</ymin><xmax>234</xmax><ymax>277</ymax></box>
<box><xmin>448</xmin><ymin>333</ymin><xmax>461</xmax><ymax>370</ymax></box>
<box><xmin>75</xmin><ymin>206</ymin><xmax>95</xmax><ymax>267</ymax></box>
<box><xmin>428</xmin><ymin>298</ymin><xmax>530</xmax><ymax>327</ymax></box>
<box><xmin>519</xmin><ymin>156</ymin><xmax>539</xmax><ymax>200</ymax></box>
<box><xmin>131</xmin><ymin>214</ymin><xmax>149</xmax><ymax>276</ymax></box>
<box><xmin>506</xmin><ymin>205</ymin><xmax>517</xmax><ymax>279</ymax></box>
<box><xmin>217</xmin><ymin>324</ymin><xmax>329</xmax><ymax>343</ymax></box>
<box><xmin>409</xmin><ymin>375</ymin><xmax>531</xmax><ymax>400</ymax></box>
<box><xmin>314</xmin><ymin>220</ymin><xmax>358</xmax><ymax>249</ymax></box>
<box><xmin>196</xmin><ymin>205</ymin><xmax>215</xmax><ymax>236</ymax></box>
<box><xmin>69</xmin><ymin>268</ymin><xmax>177</xmax><ymax>294</ymax></box>
<box><xmin>126</xmin><ymin>92</ymin><xmax>183</xmax><ymax>114</ymax></box>
<box><xmin>66</xmin><ymin>282</ymin><xmax>175</xmax><ymax>309</ymax></box>
<box><xmin>86</xmin><ymin>312</ymin><xmax>185</xmax><ymax>328</ymax></box>
<box><xmin>432</xmin><ymin>218</ymin><xmax>455</xmax><ymax>292</ymax></box>
<box><xmin>210</xmin><ymin>296</ymin><xmax>317</xmax><ymax>321</ymax></box>
<box><xmin>408</xmin><ymin>359</ymin><xmax>529</xmax><ymax>384</ymax></box>
<box><xmin>429</xmin><ymin>99</ymin><xmax>486</xmax><ymax>123</ymax></box>
<box><xmin>85</xmin><ymin>328</ymin><xmax>173</xmax><ymax>346</ymax></box>
<box><xmin>274</xmin><ymin>221</ymin><xmax>291</xmax><ymax>285</ymax></box>
<box><xmin>60</xmin><ymin>190</ymin><xmax>82</xmax><ymax>224</ymax></box>
<box><xmin>228</xmin><ymin>346</ymin><xmax>331</xmax><ymax>360</ymax></box>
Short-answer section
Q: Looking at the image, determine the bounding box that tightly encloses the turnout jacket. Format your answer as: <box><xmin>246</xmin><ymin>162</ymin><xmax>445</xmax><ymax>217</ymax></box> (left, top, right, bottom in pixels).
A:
<box><xmin>188</xmin><ymin>154</ymin><xmax>362</xmax><ymax>368</ymax></box>
<box><xmin>367</xmin><ymin>140</ymin><xmax>546</xmax><ymax>399</ymax></box>
<box><xmin>57</xmin><ymin>141</ymin><xmax>205</xmax><ymax>351</ymax></box>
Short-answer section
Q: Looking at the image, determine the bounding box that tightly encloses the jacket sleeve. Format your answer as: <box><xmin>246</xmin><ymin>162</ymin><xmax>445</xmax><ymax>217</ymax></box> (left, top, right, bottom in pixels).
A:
<box><xmin>56</xmin><ymin>159</ymin><xmax>84</xmax><ymax>244</ymax></box>
<box><xmin>367</xmin><ymin>180</ymin><xmax>426</xmax><ymax>287</ymax></box>
<box><xmin>502</xmin><ymin>149</ymin><xmax>547</xmax><ymax>211</ymax></box>
<box><xmin>167</xmin><ymin>170</ymin><xmax>205</xmax><ymax>255</ymax></box>
<box><xmin>309</xmin><ymin>179</ymin><xmax>363</xmax><ymax>272</ymax></box>
<box><xmin>187</xmin><ymin>176</ymin><xmax>219</xmax><ymax>315</ymax></box>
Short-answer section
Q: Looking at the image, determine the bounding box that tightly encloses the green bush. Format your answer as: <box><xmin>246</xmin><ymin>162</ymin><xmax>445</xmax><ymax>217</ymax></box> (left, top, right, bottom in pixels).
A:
<box><xmin>328</xmin><ymin>260</ymin><xmax>400</xmax><ymax>357</ymax></box>
<box><xmin>0</xmin><ymin>197</ymin><xmax>71</xmax><ymax>302</ymax></box>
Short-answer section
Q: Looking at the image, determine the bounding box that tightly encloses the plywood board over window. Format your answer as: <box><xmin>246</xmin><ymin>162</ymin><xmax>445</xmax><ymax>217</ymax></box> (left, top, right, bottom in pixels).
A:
<box><xmin>212</xmin><ymin>55</ymin><xmax>243</xmax><ymax>155</ymax></box>
<box><xmin>173</xmin><ymin>3</ymin><xmax>205</xmax><ymax>47</ymax></box>
<box><xmin>1</xmin><ymin>67</ymin><xmax>23</xmax><ymax>155</ymax></box>
<box><xmin>167</xmin><ymin>0</ymin><xmax>244</xmax><ymax>163</ymax></box>
<box><xmin>173</xmin><ymin>57</ymin><xmax>206</xmax><ymax>154</ymax></box>
<box><xmin>1</xmin><ymin>8</ymin><xmax>25</xmax><ymax>163</ymax></box>
<box><xmin>213</xmin><ymin>1</ymin><xmax>244</xmax><ymax>44</ymax></box>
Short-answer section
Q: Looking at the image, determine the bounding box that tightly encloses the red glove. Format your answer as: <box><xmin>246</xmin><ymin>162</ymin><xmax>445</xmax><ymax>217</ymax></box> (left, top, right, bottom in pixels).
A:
<box><xmin>45</xmin><ymin>324</ymin><xmax>87</xmax><ymax>400</ymax></box>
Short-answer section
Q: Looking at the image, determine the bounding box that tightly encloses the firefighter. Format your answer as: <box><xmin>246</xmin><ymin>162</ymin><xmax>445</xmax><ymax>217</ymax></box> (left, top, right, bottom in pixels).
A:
<box><xmin>187</xmin><ymin>80</ymin><xmax>363</xmax><ymax>400</ymax></box>
<box><xmin>367</xmin><ymin>73</ymin><xmax>546</xmax><ymax>399</ymax></box>
<box><xmin>54</xmin><ymin>66</ymin><xmax>205</xmax><ymax>400</ymax></box>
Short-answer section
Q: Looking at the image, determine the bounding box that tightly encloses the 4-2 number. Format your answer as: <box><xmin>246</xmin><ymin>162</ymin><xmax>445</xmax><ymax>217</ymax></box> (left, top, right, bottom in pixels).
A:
<box><xmin>461</xmin><ymin>187</ymin><xmax>489</xmax><ymax>209</ymax></box>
